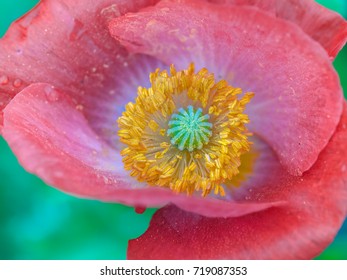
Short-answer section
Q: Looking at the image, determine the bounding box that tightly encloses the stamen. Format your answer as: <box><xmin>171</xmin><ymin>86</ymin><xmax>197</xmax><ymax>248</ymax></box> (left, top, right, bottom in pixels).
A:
<box><xmin>117</xmin><ymin>63</ymin><xmax>254</xmax><ymax>197</ymax></box>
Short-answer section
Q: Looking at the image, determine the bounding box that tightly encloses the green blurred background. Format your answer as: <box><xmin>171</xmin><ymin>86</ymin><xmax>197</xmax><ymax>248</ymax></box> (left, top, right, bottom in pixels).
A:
<box><xmin>0</xmin><ymin>0</ymin><xmax>346</xmax><ymax>260</ymax></box>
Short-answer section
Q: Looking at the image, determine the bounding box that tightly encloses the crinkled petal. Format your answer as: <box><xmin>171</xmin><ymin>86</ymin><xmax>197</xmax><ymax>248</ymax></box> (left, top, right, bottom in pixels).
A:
<box><xmin>3</xmin><ymin>83</ymin><xmax>285</xmax><ymax>216</ymax></box>
<box><xmin>208</xmin><ymin>0</ymin><xmax>347</xmax><ymax>58</ymax></box>
<box><xmin>109</xmin><ymin>0</ymin><xmax>343</xmax><ymax>175</ymax></box>
<box><xmin>0</xmin><ymin>0</ymin><xmax>159</xmax><ymax>132</ymax></box>
<box><xmin>128</xmin><ymin>104</ymin><xmax>347</xmax><ymax>260</ymax></box>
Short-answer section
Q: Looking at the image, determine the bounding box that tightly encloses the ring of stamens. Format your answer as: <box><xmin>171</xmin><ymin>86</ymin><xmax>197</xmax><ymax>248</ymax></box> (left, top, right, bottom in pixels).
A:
<box><xmin>118</xmin><ymin>63</ymin><xmax>253</xmax><ymax>197</ymax></box>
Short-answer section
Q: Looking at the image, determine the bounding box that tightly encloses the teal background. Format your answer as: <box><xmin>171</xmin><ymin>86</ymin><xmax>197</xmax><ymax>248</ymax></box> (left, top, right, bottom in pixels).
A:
<box><xmin>0</xmin><ymin>0</ymin><xmax>346</xmax><ymax>259</ymax></box>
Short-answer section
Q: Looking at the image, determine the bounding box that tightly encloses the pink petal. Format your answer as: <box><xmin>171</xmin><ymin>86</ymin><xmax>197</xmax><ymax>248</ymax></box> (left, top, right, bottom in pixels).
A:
<box><xmin>128</xmin><ymin>104</ymin><xmax>347</xmax><ymax>260</ymax></box>
<box><xmin>3</xmin><ymin>83</ymin><xmax>285</xmax><ymax>216</ymax></box>
<box><xmin>208</xmin><ymin>0</ymin><xmax>347</xmax><ymax>58</ymax></box>
<box><xmin>0</xmin><ymin>0</ymin><xmax>159</xmax><ymax>131</ymax></box>
<box><xmin>109</xmin><ymin>0</ymin><xmax>343</xmax><ymax>175</ymax></box>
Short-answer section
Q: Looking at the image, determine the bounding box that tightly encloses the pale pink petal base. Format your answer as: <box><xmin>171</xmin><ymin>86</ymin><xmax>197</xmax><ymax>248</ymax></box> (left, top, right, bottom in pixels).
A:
<box><xmin>128</xmin><ymin>104</ymin><xmax>347</xmax><ymax>260</ymax></box>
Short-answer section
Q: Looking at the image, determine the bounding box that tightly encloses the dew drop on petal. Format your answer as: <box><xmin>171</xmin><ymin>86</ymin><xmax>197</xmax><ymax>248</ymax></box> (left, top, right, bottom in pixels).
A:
<box><xmin>75</xmin><ymin>104</ymin><xmax>84</xmax><ymax>111</ymax></box>
<box><xmin>0</xmin><ymin>75</ymin><xmax>9</xmax><ymax>85</ymax></box>
<box><xmin>44</xmin><ymin>86</ymin><xmax>60</xmax><ymax>102</ymax></box>
<box><xmin>53</xmin><ymin>171</ymin><xmax>64</xmax><ymax>178</ymax></box>
<box><xmin>100</xmin><ymin>4</ymin><xmax>121</xmax><ymax>21</ymax></box>
<box><xmin>135</xmin><ymin>206</ymin><xmax>146</xmax><ymax>214</ymax></box>
<box><xmin>102</xmin><ymin>176</ymin><xmax>110</xmax><ymax>184</ymax></box>
<box><xmin>69</xmin><ymin>19</ymin><xmax>85</xmax><ymax>41</ymax></box>
<box><xmin>13</xmin><ymin>78</ymin><xmax>22</xmax><ymax>88</ymax></box>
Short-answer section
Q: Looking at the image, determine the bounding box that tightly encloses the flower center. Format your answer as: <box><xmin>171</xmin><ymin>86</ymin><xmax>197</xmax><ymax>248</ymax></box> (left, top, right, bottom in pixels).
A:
<box><xmin>167</xmin><ymin>106</ymin><xmax>212</xmax><ymax>152</ymax></box>
<box><xmin>118</xmin><ymin>64</ymin><xmax>254</xmax><ymax>197</ymax></box>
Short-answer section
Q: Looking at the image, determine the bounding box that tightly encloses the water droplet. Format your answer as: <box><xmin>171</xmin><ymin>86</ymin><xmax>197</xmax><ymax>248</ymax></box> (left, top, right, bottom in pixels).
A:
<box><xmin>69</xmin><ymin>19</ymin><xmax>85</xmax><ymax>41</ymax></box>
<box><xmin>342</xmin><ymin>165</ymin><xmax>346</xmax><ymax>173</ymax></box>
<box><xmin>108</xmin><ymin>90</ymin><xmax>116</xmax><ymax>96</ymax></box>
<box><xmin>103</xmin><ymin>176</ymin><xmax>110</xmax><ymax>184</ymax></box>
<box><xmin>16</xmin><ymin>48</ymin><xmax>23</xmax><ymax>55</ymax></box>
<box><xmin>44</xmin><ymin>86</ymin><xmax>60</xmax><ymax>102</ymax></box>
<box><xmin>75</xmin><ymin>104</ymin><xmax>84</xmax><ymax>111</ymax></box>
<box><xmin>103</xmin><ymin>63</ymin><xmax>110</xmax><ymax>69</ymax></box>
<box><xmin>123</xmin><ymin>61</ymin><xmax>128</xmax><ymax>67</ymax></box>
<box><xmin>100</xmin><ymin>4</ymin><xmax>122</xmax><ymax>21</ymax></box>
<box><xmin>0</xmin><ymin>75</ymin><xmax>9</xmax><ymax>85</ymax></box>
<box><xmin>135</xmin><ymin>206</ymin><xmax>146</xmax><ymax>214</ymax></box>
<box><xmin>257</xmin><ymin>61</ymin><xmax>264</xmax><ymax>68</ymax></box>
<box><xmin>91</xmin><ymin>67</ymin><xmax>97</xmax><ymax>73</ymax></box>
<box><xmin>93</xmin><ymin>73</ymin><xmax>105</xmax><ymax>82</ymax></box>
<box><xmin>289</xmin><ymin>86</ymin><xmax>296</xmax><ymax>96</ymax></box>
<box><xmin>53</xmin><ymin>171</ymin><xmax>64</xmax><ymax>178</ymax></box>
<box><xmin>13</xmin><ymin>78</ymin><xmax>22</xmax><ymax>88</ymax></box>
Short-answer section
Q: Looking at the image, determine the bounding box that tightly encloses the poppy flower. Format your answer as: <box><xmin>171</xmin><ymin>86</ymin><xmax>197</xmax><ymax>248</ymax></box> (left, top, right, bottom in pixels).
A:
<box><xmin>1</xmin><ymin>0</ymin><xmax>347</xmax><ymax>259</ymax></box>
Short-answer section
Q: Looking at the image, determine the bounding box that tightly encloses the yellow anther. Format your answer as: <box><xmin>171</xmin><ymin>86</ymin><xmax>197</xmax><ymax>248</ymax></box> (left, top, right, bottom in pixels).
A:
<box><xmin>148</xmin><ymin>120</ymin><xmax>159</xmax><ymax>131</ymax></box>
<box><xmin>160</xmin><ymin>142</ymin><xmax>171</xmax><ymax>148</ymax></box>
